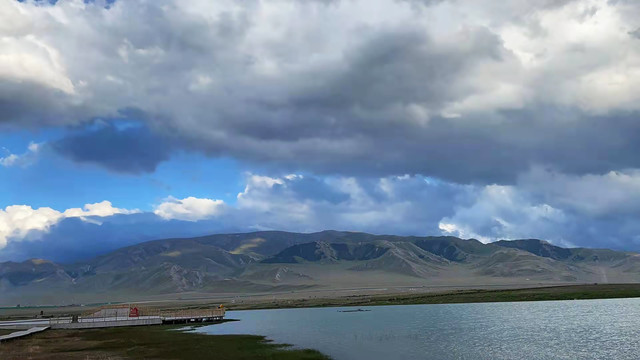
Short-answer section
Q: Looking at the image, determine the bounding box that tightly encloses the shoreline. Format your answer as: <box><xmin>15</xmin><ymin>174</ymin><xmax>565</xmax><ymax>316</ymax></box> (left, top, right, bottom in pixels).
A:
<box><xmin>224</xmin><ymin>284</ymin><xmax>640</xmax><ymax>311</ymax></box>
<box><xmin>3</xmin><ymin>284</ymin><xmax>640</xmax><ymax>359</ymax></box>
<box><xmin>0</xmin><ymin>323</ymin><xmax>330</xmax><ymax>360</ymax></box>
<box><xmin>3</xmin><ymin>284</ymin><xmax>640</xmax><ymax>321</ymax></box>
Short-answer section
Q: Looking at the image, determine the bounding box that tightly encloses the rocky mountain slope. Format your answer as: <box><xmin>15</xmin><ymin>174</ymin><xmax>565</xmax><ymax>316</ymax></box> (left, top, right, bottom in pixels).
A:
<box><xmin>2</xmin><ymin>231</ymin><xmax>639</xmax><ymax>305</ymax></box>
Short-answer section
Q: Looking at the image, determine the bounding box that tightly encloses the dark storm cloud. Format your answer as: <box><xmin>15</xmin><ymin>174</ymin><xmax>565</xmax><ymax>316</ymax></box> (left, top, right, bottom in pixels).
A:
<box><xmin>204</xmin><ymin>107</ymin><xmax>640</xmax><ymax>185</ymax></box>
<box><xmin>52</xmin><ymin>123</ymin><xmax>174</xmax><ymax>174</ymax></box>
<box><xmin>163</xmin><ymin>26</ymin><xmax>529</xmax><ymax>183</ymax></box>
<box><xmin>202</xmin><ymin>26</ymin><xmax>504</xmax><ymax>143</ymax></box>
<box><xmin>3</xmin><ymin>0</ymin><xmax>639</xmax><ymax>184</ymax></box>
<box><xmin>0</xmin><ymin>81</ymin><xmax>86</xmax><ymax>129</ymax></box>
<box><xmin>290</xmin><ymin>28</ymin><xmax>501</xmax><ymax>116</ymax></box>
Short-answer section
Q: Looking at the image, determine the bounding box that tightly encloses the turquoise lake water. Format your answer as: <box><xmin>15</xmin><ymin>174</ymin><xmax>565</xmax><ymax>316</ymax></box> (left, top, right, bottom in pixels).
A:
<box><xmin>197</xmin><ymin>298</ymin><xmax>640</xmax><ymax>359</ymax></box>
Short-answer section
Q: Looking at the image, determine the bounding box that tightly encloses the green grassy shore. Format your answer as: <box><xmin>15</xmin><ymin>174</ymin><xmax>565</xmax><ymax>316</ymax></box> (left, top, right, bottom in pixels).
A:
<box><xmin>0</xmin><ymin>324</ymin><xmax>330</xmax><ymax>360</ymax></box>
<box><xmin>3</xmin><ymin>284</ymin><xmax>640</xmax><ymax>321</ymax></box>
<box><xmin>227</xmin><ymin>284</ymin><xmax>640</xmax><ymax>310</ymax></box>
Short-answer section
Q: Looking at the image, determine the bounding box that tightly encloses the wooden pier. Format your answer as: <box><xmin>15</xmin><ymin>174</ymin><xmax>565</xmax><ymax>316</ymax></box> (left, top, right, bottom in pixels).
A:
<box><xmin>0</xmin><ymin>326</ymin><xmax>49</xmax><ymax>342</ymax></box>
<box><xmin>49</xmin><ymin>305</ymin><xmax>226</xmax><ymax>329</ymax></box>
<box><xmin>0</xmin><ymin>304</ymin><xmax>225</xmax><ymax>331</ymax></box>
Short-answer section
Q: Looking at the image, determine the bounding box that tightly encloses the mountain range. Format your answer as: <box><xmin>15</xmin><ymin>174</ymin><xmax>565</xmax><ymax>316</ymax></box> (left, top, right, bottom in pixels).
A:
<box><xmin>2</xmin><ymin>231</ymin><xmax>640</xmax><ymax>305</ymax></box>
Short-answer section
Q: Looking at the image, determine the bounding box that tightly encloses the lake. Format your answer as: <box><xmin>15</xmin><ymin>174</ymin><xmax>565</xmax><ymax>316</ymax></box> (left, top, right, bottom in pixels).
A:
<box><xmin>197</xmin><ymin>298</ymin><xmax>640</xmax><ymax>359</ymax></box>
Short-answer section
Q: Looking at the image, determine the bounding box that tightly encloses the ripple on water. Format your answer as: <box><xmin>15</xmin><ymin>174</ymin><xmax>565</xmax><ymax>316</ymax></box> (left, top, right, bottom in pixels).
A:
<box><xmin>197</xmin><ymin>299</ymin><xmax>640</xmax><ymax>360</ymax></box>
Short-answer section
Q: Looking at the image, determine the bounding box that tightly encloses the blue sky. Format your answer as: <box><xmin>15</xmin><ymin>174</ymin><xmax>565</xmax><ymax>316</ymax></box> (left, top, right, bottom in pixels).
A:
<box><xmin>0</xmin><ymin>128</ymin><xmax>244</xmax><ymax>210</ymax></box>
<box><xmin>2</xmin><ymin>0</ymin><xmax>640</xmax><ymax>262</ymax></box>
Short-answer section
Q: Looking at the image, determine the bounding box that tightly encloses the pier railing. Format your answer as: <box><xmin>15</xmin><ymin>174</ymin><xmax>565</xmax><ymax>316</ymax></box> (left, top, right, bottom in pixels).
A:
<box><xmin>78</xmin><ymin>305</ymin><xmax>225</xmax><ymax>320</ymax></box>
<box><xmin>49</xmin><ymin>317</ymin><xmax>72</xmax><ymax>326</ymax></box>
<box><xmin>139</xmin><ymin>307</ymin><xmax>225</xmax><ymax>319</ymax></box>
<box><xmin>49</xmin><ymin>306</ymin><xmax>225</xmax><ymax>327</ymax></box>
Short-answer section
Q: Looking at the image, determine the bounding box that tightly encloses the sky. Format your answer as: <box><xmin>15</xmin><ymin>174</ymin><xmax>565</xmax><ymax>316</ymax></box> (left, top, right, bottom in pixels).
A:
<box><xmin>2</xmin><ymin>0</ymin><xmax>640</xmax><ymax>262</ymax></box>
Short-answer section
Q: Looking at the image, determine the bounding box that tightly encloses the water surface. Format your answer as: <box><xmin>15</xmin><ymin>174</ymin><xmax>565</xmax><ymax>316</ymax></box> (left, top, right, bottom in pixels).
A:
<box><xmin>198</xmin><ymin>298</ymin><xmax>640</xmax><ymax>359</ymax></box>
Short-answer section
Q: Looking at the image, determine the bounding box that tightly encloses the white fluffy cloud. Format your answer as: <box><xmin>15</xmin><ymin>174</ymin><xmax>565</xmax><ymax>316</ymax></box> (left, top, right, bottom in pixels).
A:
<box><xmin>231</xmin><ymin>173</ymin><xmax>469</xmax><ymax>234</ymax></box>
<box><xmin>154</xmin><ymin>197</ymin><xmax>226</xmax><ymax>221</ymax></box>
<box><xmin>439</xmin><ymin>168</ymin><xmax>640</xmax><ymax>247</ymax></box>
<box><xmin>147</xmin><ymin>173</ymin><xmax>467</xmax><ymax>234</ymax></box>
<box><xmin>63</xmin><ymin>200</ymin><xmax>139</xmax><ymax>219</ymax></box>
<box><xmin>439</xmin><ymin>185</ymin><xmax>569</xmax><ymax>244</ymax></box>
<box><xmin>0</xmin><ymin>205</ymin><xmax>63</xmax><ymax>249</ymax></box>
<box><xmin>0</xmin><ymin>201</ymin><xmax>138</xmax><ymax>249</ymax></box>
<box><xmin>146</xmin><ymin>171</ymin><xmax>640</xmax><ymax>248</ymax></box>
<box><xmin>0</xmin><ymin>142</ymin><xmax>41</xmax><ymax>167</ymax></box>
<box><xmin>519</xmin><ymin>168</ymin><xmax>640</xmax><ymax>217</ymax></box>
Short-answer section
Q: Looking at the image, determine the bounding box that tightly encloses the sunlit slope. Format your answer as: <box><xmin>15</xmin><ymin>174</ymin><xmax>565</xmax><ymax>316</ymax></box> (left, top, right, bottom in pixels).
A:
<box><xmin>2</xmin><ymin>231</ymin><xmax>640</xmax><ymax>304</ymax></box>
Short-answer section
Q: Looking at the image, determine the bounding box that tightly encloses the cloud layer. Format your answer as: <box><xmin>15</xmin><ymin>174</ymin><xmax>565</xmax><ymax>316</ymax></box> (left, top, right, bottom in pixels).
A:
<box><xmin>2</xmin><ymin>0</ymin><xmax>640</xmax><ymax>258</ymax></box>
<box><xmin>4</xmin><ymin>170</ymin><xmax>640</xmax><ymax>262</ymax></box>
<box><xmin>2</xmin><ymin>0</ymin><xmax>640</xmax><ymax>182</ymax></box>
<box><xmin>0</xmin><ymin>201</ymin><xmax>138</xmax><ymax>250</ymax></box>
<box><xmin>154</xmin><ymin>196</ymin><xmax>226</xmax><ymax>221</ymax></box>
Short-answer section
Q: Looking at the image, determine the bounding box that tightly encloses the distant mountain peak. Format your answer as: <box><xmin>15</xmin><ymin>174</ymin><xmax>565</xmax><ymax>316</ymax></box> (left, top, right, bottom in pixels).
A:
<box><xmin>2</xmin><ymin>231</ymin><xmax>639</xmax><ymax>305</ymax></box>
<box><xmin>494</xmin><ymin>239</ymin><xmax>572</xmax><ymax>260</ymax></box>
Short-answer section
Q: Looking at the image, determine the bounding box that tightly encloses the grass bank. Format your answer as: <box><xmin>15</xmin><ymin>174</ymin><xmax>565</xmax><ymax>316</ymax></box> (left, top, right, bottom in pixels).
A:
<box><xmin>228</xmin><ymin>284</ymin><xmax>640</xmax><ymax>310</ymax></box>
<box><xmin>0</xmin><ymin>324</ymin><xmax>330</xmax><ymax>360</ymax></box>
